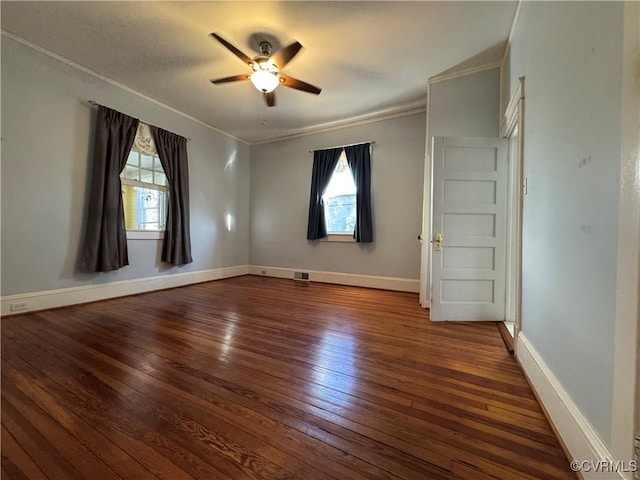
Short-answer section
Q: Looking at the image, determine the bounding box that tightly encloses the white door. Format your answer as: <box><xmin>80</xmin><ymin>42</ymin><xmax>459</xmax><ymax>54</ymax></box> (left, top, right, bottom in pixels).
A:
<box><xmin>431</xmin><ymin>137</ymin><xmax>508</xmax><ymax>321</ymax></box>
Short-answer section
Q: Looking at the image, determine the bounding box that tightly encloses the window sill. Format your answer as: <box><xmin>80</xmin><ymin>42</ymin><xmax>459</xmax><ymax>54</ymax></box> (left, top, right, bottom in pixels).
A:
<box><xmin>126</xmin><ymin>230</ymin><xmax>165</xmax><ymax>240</ymax></box>
<box><xmin>320</xmin><ymin>234</ymin><xmax>355</xmax><ymax>243</ymax></box>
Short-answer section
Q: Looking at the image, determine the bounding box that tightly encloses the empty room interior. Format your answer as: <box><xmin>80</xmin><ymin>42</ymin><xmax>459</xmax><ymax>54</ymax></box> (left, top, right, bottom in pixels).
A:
<box><xmin>1</xmin><ymin>2</ymin><xmax>639</xmax><ymax>479</ymax></box>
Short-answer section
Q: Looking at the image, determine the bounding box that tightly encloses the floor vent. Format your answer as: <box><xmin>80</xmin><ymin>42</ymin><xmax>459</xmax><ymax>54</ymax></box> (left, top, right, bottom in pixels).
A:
<box><xmin>293</xmin><ymin>271</ymin><xmax>310</xmax><ymax>282</ymax></box>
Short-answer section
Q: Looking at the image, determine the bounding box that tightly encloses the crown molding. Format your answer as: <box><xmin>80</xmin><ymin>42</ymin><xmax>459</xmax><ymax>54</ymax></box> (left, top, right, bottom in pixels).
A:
<box><xmin>250</xmin><ymin>101</ymin><xmax>427</xmax><ymax>146</ymax></box>
<box><xmin>427</xmin><ymin>61</ymin><xmax>502</xmax><ymax>86</ymax></box>
<box><xmin>502</xmin><ymin>0</ymin><xmax>524</xmax><ymax>67</ymax></box>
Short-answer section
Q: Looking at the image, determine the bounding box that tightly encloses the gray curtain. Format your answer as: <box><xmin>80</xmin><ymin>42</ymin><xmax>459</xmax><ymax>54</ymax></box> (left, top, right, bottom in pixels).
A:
<box><xmin>150</xmin><ymin>126</ymin><xmax>193</xmax><ymax>266</ymax></box>
<box><xmin>345</xmin><ymin>143</ymin><xmax>373</xmax><ymax>242</ymax></box>
<box><xmin>80</xmin><ymin>106</ymin><xmax>139</xmax><ymax>272</ymax></box>
<box><xmin>306</xmin><ymin>147</ymin><xmax>343</xmax><ymax>240</ymax></box>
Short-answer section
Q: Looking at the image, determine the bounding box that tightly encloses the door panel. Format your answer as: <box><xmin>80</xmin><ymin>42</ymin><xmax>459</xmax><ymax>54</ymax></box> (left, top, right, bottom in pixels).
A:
<box><xmin>443</xmin><ymin>214</ymin><xmax>495</xmax><ymax>237</ymax></box>
<box><xmin>431</xmin><ymin>137</ymin><xmax>508</xmax><ymax>321</ymax></box>
<box><xmin>442</xmin><ymin>246</ymin><xmax>495</xmax><ymax>269</ymax></box>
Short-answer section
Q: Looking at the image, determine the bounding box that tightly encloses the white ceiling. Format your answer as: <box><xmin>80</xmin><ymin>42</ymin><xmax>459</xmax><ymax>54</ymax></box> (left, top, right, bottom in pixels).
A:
<box><xmin>1</xmin><ymin>1</ymin><xmax>518</xmax><ymax>144</ymax></box>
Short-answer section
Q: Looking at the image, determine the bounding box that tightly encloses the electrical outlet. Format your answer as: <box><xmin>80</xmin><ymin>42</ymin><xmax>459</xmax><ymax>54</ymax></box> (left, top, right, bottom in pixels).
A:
<box><xmin>10</xmin><ymin>302</ymin><xmax>28</xmax><ymax>312</ymax></box>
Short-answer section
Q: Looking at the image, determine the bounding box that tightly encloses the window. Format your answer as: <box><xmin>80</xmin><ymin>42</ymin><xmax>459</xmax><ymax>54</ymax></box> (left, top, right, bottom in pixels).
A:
<box><xmin>323</xmin><ymin>151</ymin><xmax>356</xmax><ymax>234</ymax></box>
<box><xmin>307</xmin><ymin>143</ymin><xmax>371</xmax><ymax>243</ymax></box>
<box><xmin>121</xmin><ymin>151</ymin><xmax>167</xmax><ymax>231</ymax></box>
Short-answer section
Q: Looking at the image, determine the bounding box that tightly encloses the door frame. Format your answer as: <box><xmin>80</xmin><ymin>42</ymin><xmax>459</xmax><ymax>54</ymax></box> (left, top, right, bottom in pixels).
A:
<box><xmin>501</xmin><ymin>77</ymin><xmax>525</xmax><ymax>340</ymax></box>
<box><xmin>419</xmin><ymin>85</ymin><xmax>433</xmax><ymax>308</ymax></box>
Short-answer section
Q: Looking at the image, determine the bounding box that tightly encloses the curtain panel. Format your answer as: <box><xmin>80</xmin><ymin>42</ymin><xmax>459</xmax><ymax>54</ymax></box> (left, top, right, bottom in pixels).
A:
<box><xmin>344</xmin><ymin>143</ymin><xmax>373</xmax><ymax>242</ymax></box>
<box><xmin>150</xmin><ymin>126</ymin><xmax>193</xmax><ymax>266</ymax></box>
<box><xmin>80</xmin><ymin>106</ymin><xmax>139</xmax><ymax>272</ymax></box>
<box><xmin>306</xmin><ymin>147</ymin><xmax>343</xmax><ymax>240</ymax></box>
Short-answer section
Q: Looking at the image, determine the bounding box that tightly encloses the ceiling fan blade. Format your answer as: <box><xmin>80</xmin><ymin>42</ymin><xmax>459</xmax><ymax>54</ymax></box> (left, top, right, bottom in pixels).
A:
<box><xmin>278</xmin><ymin>74</ymin><xmax>322</xmax><ymax>95</ymax></box>
<box><xmin>270</xmin><ymin>41</ymin><xmax>302</xmax><ymax>70</ymax></box>
<box><xmin>264</xmin><ymin>91</ymin><xmax>276</xmax><ymax>107</ymax></box>
<box><xmin>210</xmin><ymin>33</ymin><xmax>253</xmax><ymax>65</ymax></box>
<box><xmin>210</xmin><ymin>74</ymin><xmax>249</xmax><ymax>85</ymax></box>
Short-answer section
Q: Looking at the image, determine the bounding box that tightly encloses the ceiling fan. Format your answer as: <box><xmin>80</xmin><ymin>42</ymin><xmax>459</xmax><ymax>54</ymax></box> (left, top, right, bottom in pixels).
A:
<box><xmin>209</xmin><ymin>33</ymin><xmax>322</xmax><ymax>107</ymax></box>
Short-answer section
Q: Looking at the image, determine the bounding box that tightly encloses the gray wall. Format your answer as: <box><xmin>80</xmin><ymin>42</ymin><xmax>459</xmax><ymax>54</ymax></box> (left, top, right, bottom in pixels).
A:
<box><xmin>1</xmin><ymin>37</ymin><xmax>251</xmax><ymax>296</ymax></box>
<box><xmin>504</xmin><ymin>1</ymin><xmax>625</xmax><ymax>442</ymax></box>
<box><xmin>250</xmin><ymin>113</ymin><xmax>426</xmax><ymax>279</ymax></box>
<box><xmin>429</xmin><ymin>68</ymin><xmax>501</xmax><ymax>139</ymax></box>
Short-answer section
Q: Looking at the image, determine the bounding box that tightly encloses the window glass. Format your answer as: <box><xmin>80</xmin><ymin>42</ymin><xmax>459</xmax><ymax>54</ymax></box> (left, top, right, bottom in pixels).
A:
<box><xmin>140</xmin><ymin>169</ymin><xmax>153</xmax><ymax>183</ymax></box>
<box><xmin>155</xmin><ymin>171</ymin><xmax>167</xmax><ymax>186</ymax></box>
<box><xmin>122</xmin><ymin>165</ymin><xmax>139</xmax><ymax>181</ymax></box>
<box><xmin>127</xmin><ymin>151</ymin><xmax>138</xmax><ymax>164</ymax></box>
<box><xmin>140</xmin><ymin>154</ymin><xmax>154</xmax><ymax>170</ymax></box>
<box><xmin>323</xmin><ymin>152</ymin><xmax>357</xmax><ymax>234</ymax></box>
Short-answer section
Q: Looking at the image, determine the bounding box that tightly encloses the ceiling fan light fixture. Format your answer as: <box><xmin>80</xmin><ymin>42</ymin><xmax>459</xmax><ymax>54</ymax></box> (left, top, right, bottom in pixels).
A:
<box><xmin>250</xmin><ymin>70</ymin><xmax>279</xmax><ymax>93</ymax></box>
<box><xmin>250</xmin><ymin>61</ymin><xmax>279</xmax><ymax>93</ymax></box>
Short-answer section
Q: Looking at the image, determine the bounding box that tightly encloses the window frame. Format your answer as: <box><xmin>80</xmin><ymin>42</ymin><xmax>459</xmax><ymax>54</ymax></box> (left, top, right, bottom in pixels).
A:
<box><xmin>121</xmin><ymin>151</ymin><xmax>168</xmax><ymax>240</ymax></box>
<box><xmin>320</xmin><ymin>234</ymin><xmax>356</xmax><ymax>243</ymax></box>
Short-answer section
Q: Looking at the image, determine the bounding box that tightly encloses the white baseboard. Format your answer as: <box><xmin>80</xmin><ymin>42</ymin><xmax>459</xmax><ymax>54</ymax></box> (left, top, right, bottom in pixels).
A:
<box><xmin>248</xmin><ymin>265</ymin><xmax>420</xmax><ymax>293</ymax></box>
<box><xmin>1</xmin><ymin>265</ymin><xmax>249</xmax><ymax>317</ymax></box>
<box><xmin>1</xmin><ymin>265</ymin><xmax>419</xmax><ymax>317</ymax></box>
<box><xmin>517</xmin><ymin>333</ymin><xmax>632</xmax><ymax>480</ymax></box>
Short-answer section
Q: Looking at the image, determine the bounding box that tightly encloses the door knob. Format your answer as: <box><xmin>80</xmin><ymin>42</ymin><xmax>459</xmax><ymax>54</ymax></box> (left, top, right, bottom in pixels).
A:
<box><xmin>433</xmin><ymin>233</ymin><xmax>443</xmax><ymax>251</ymax></box>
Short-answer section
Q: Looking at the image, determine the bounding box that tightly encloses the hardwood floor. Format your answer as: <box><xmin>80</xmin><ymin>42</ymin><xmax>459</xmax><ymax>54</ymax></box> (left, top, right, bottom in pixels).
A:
<box><xmin>1</xmin><ymin>275</ymin><xmax>575</xmax><ymax>480</ymax></box>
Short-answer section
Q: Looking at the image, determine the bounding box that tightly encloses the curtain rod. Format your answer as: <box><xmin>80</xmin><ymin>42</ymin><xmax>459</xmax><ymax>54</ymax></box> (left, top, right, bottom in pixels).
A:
<box><xmin>308</xmin><ymin>140</ymin><xmax>375</xmax><ymax>153</ymax></box>
<box><xmin>86</xmin><ymin>100</ymin><xmax>191</xmax><ymax>141</ymax></box>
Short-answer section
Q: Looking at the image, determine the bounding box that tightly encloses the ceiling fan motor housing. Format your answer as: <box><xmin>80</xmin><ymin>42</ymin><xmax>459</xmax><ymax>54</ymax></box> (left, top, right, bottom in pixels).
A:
<box><xmin>258</xmin><ymin>41</ymin><xmax>273</xmax><ymax>56</ymax></box>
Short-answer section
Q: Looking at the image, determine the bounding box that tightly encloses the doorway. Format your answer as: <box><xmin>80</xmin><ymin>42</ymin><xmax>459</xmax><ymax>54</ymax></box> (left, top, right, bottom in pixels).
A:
<box><xmin>420</xmin><ymin>77</ymin><xmax>525</xmax><ymax>334</ymax></box>
<box><xmin>502</xmin><ymin>77</ymin><xmax>525</xmax><ymax>339</ymax></box>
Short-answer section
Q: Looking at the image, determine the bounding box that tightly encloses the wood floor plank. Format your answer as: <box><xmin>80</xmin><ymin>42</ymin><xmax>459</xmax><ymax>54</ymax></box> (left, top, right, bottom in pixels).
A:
<box><xmin>1</xmin><ymin>426</ymin><xmax>47</xmax><ymax>480</ymax></box>
<box><xmin>2</xmin><ymin>275</ymin><xmax>576</xmax><ymax>480</ymax></box>
<box><xmin>1</xmin><ymin>372</ymin><xmax>123</xmax><ymax>480</ymax></box>
<box><xmin>2</xmin><ymin>395</ymin><xmax>84</xmax><ymax>479</ymax></box>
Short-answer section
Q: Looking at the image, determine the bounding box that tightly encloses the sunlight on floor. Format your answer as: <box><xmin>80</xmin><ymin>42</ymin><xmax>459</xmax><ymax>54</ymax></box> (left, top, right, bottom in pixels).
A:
<box><xmin>312</xmin><ymin>331</ymin><xmax>357</xmax><ymax>402</ymax></box>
